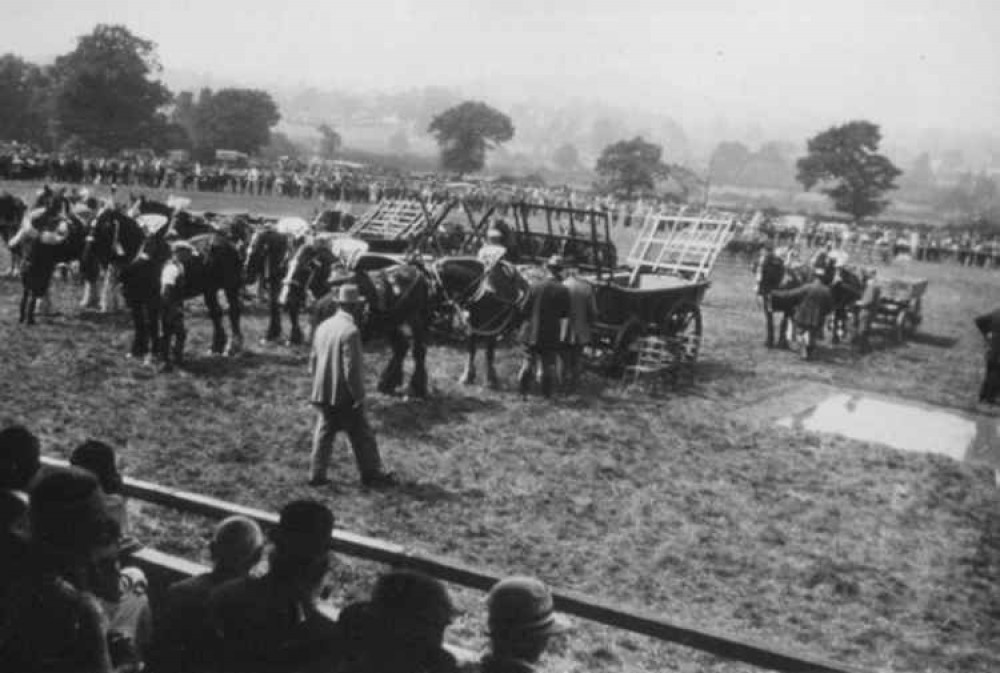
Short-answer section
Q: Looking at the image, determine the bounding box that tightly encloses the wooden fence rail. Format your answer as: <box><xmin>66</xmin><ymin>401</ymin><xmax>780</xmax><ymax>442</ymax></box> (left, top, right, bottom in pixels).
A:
<box><xmin>42</xmin><ymin>457</ymin><xmax>875</xmax><ymax>673</ymax></box>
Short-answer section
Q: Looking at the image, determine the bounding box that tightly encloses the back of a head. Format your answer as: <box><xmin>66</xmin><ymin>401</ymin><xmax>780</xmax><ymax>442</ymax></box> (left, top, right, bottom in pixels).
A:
<box><xmin>0</xmin><ymin>424</ymin><xmax>41</xmax><ymax>491</ymax></box>
<box><xmin>70</xmin><ymin>439</ymin><xmax>123</xmax><ymax>495</ymax></box>
<box><xmin>211</xmin><ymin>515</ymin><xmax>264</xmax><ymax>575</ymax></box>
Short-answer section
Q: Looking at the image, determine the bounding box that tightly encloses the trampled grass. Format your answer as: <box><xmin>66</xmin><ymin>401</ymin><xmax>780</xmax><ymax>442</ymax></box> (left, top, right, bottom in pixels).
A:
<box><xmin>1</xmin><ymin>181</ymin><xmax>998</xmax><ymax>672</ymax></box>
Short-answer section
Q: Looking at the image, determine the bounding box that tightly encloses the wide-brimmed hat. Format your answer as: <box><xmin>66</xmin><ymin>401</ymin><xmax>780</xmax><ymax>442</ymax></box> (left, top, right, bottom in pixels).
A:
<box><xmin>336</xmin><ymin>283</ymin><xmax>364</xmax><ymax>305</ymax></box>
<box><xmin>486</xmin><ymin>228</ymin><xmax>505</xmax><ymax>242</ymax></box>
<box><xmin>29</xmin><ymin>467</ymin><xmax>119</xmax><ymax>556</ymax></box>
<box><xmin>487</xmin><ymin>576</ymin><xmax>570</xmax><ymax>638</ymax></box>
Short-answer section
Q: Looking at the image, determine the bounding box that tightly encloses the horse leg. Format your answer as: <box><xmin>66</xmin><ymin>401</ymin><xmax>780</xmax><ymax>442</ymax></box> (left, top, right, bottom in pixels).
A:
<box><xmin>408</xmin><ymin>325</ymin><xmax>429</xmax><ymax>398</ymax></box>
<box><xmin>204</xmin><ymin>291</ymin><xmax>227</xmax><ymax>354</ymax></box>
<box><xmin>763</xmin><ymin>308</ymin><xmax>775</xmax><ymax>348</ymax></box>
<box><xmin>18</xmin><ymin>288</ymin><xmax>29</xmax><ymax>324</ymax></box>
<box><xmin>287</xmin><ymin>301</ymin><xmax>304</xmax><ymax>346</ymax></box>
<box><xmin>264</xmin><ymin>282</ymin><xmax>282</xmax><ymax>342</ymax></box>
<box><xmin>459</xmin><ymin>336</ymin><xmax>477</xmax><ymax>385</ymax></box>
<box><xmin>378</xmin><ymin>327</ymin><xmax>407</xmax><ymax>395</ymax></box>
<box><xmin>25</xmin><ymin>293</ymin><xmax>37</xmax><ymax>326</ymax></box>
<box><xmin>485</xmin><ymin>338</ymin><xmax>500</xmax><ymax>389</ymax></box>
<box><xmin>127</xmin><ymin>301</ymin><xmax>147</xmax><ymax>358</ymax></box>
<box><xmin>100</xmin><ymin>268</ymin><xmax>120</xmax><ymax>313</ymax></box>
<box><xmin>776</xmin><ymin>314</ymin><xmax>790</xmax><ymax>349</ymax></box>
<box><xmin>80</xmin><ymin>277</ymin><xmax>97</xmax><ymax>309</ymax></box>
<box><xmin>223</xmin><ymin>287</ymin><xmax>243</xmax><ymax>356</ymax></box>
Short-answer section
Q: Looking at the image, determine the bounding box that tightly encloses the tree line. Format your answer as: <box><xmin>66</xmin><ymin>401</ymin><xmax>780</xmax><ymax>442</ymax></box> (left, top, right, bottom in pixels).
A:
<box><xmin>0</xmin><ymin>24</ymin><xmax>282</xmax><ymax>161</ymax></box>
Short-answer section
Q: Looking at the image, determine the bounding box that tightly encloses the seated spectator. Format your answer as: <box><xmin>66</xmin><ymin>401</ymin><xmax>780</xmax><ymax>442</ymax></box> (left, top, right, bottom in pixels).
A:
<box><xmin>69</xmin><ymin>439</ymin><xmax>152</xmax><ymax>663</ymax></box>
<box><xmin>0</xmin><ymin>423</ymin><xmax>42</xmax><ymax>493</ymax></box>
<box><xmin>149</xmin><ymin>515</ymin><xmax>264</xmax><ymax>672</ymax></box>
<box><xmin>209</xmin><ymin>499</ymin><xmax>342</xmax><ymax>672</ymax></box>
<box><xmin>0</xmin><ymin>488</ymin><xmax>30</xmax><ymax>595</ymax></box>
<box><xmin>0</xmin><ymin>467</ymin><xmax>121</xmax><ymax>672</ymax></box>
<box><xmin>474</xmin><ymin>576</ymin><xmax>569</xmax><ymax>673</ymax></box>
<box><xmin>339</xmin><ymin>569</ymin><xmax>458</xmax><ymax>673</ymax></box>
<box><xmin>70</xmin><ymin>439</ymin><xmax>135</xmax><ymax>543</ymax></box>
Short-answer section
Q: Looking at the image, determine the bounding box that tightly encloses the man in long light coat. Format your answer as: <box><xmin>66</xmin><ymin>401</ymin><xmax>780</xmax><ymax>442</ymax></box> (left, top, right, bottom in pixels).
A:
<box><xmin>309</xmin><ymin>284</ymin><xmax>397</xmax><ymax>488</ymax></box>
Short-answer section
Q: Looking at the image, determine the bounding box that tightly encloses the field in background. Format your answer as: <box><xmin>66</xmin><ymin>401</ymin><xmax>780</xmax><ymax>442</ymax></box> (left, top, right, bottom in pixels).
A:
<box><xmin>1</xmin><ymin>181</ymin><xmax>998</xmax><ymax>672</ymax></box>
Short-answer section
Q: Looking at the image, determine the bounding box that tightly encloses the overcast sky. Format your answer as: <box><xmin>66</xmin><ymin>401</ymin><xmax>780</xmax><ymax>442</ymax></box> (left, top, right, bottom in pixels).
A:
<box><xmin>7</xmin><ymin>0</ymin><xmax>1000</xmax><ymax>136</ymax></box>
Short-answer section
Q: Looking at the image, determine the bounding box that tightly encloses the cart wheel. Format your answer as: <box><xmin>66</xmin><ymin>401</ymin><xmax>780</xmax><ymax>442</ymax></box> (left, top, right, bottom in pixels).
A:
<box><xmin>895</xmin><ymin>311</ymin><xmax>916</xmax><ymax>342</ymax></box>
<box><xmin>663</xmin><ymin>302</ymin><xmax>703</xmax><ymax>365</ymax></box>
<box><xmin>608</xmin><ymin>321</ymin><xmax>644</xmax><ymax>377</ymax></box>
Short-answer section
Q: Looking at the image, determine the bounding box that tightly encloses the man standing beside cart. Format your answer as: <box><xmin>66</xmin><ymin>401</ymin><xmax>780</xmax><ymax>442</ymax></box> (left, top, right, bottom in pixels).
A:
<box><xmin>518</xmin><ymin>256</ymin><xmax>570</xmax><ymax>398</ymax></box>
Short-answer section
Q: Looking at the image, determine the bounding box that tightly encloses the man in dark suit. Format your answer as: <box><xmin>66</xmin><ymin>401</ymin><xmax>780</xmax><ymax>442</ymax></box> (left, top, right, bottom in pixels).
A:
<box><xmin>770</xmin><ymin>268</ymin><xmax>834</xmax><ymax>359</ymax></box>
<box><xmin>308</xmin><ymin>284</ymin><xmax>396</xmax><ymax>488</ymax></box>
<box><xmin>517</xmin><ymin>256</ymin><xmax>570</xmax><ymax>397</ymax></box>
<box><xmin>975</xmin><ymin>308</ymin><xmax>1000</xmax><ymax>403</ymax></box>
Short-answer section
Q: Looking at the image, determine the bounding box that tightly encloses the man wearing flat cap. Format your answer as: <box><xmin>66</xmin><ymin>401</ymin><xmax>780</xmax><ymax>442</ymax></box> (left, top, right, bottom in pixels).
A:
<box><xmin>469</xmin><ymin>576</ymin><xmax>569</xmax><ymax>673</ymax></box>
<box><xmin>517</xmin><ymin>256</ymin><xmax>571</xmax><ymax>397</ymax></box>
<box><xmin>309</xmin><ymin>283</ymin><xmax>397</xmax><ymax>489</ymax></box>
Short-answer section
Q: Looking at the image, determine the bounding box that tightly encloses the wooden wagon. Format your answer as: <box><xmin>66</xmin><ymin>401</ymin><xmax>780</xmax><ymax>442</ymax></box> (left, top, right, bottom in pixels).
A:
<box><xmin>863</xmin><ymin>275</ymin><xmax>928</xmax><ymax>342</ymax></box>
<box><xmin>583</xmin><ymin>207</ymin><xmax>736</xmax><ymax>378</ymax></box>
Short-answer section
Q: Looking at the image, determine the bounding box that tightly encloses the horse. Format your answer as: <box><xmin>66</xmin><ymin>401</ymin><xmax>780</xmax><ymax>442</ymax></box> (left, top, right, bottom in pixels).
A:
<box><xmin>756</xmin><ymin>250</ymin><xmax>867</xmax><ymax>351</ymax></box>
<box><xmin>79</xmin><ymin>207</ymin><xmax>146</xmax><ymax>312</ymax></box>
<box><xmin>120</xmin><ymin>222</ymin><xmax>244</xmax><ymax>370</ymax></box>
<box><xmin>428</xmin><ymin>256</ymin><xmax>530</xmax><ymax>388</ymax></box>
<box><xmin>754</xmin><ymin>250</ymin><xmax>814</xmax><ymax>349</ymax></box>
<box><xmin>279</xmin><ymin>241</ymin><xmax>432</xmax><ymax>398</ymax></box>
<box><xmin>11</xmin><ymin>198</ymin><xmax>88</xmax><ymax>325</ymax></box>
<box><xmin>243</xmin><ymin>227</ymin><xmax>297</xmax><ymax>343</ymax></box>
<box><xmin>0</xmin><ymin>193</ymin><xmax>27</xmax><ymax>276</ymax></box>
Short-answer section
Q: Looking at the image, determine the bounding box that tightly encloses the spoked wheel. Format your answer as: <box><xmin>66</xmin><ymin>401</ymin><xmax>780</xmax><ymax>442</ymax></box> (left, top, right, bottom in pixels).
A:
<box><xmin>662</xmin><ymin>302</ymin><xmax>703</xmax><ymax>367</ymax></box>
<box><xmin>895</xmin><ymin>310</ymin><xmax>917</xmax><ymax>342</ymax></box>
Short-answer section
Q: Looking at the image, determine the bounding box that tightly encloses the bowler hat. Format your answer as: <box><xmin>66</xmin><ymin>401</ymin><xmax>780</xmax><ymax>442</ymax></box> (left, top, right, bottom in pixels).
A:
<box><xmin>487</xmin><ymin>576</ymin><xmax>570</xmax><ymax>638</ymax></box>
<box><xmin>70</xmin><ymin>439</ymin><xmax>123</xmax><ymax>495</ymax></box>
<box><xmin>337</xmin><ymin>283</ymin><xmax>363</xmax><ymax>305</ymax></box>
<box><xmin>371</xmin><ymin>570</ymin><xmax>457</xmax><ymax>626</ymax></box>
<box><xmin>273</xmin><ymin>499</ymin><xmax>334</xmax><ymax>559</ymax></box>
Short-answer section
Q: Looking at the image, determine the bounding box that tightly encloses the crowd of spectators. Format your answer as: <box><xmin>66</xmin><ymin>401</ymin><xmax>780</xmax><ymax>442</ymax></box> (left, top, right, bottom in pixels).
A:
<box><xmin>0</xmin><ymin>423</ymin><xmax>569</xmax><ymax>672</ymax></box>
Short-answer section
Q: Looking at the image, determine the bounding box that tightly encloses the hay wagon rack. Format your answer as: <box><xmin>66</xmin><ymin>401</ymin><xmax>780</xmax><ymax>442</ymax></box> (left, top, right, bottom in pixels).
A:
<box><xmin>585</xmin><ymin>207</ymin><xmax>736</xmax><ymax>379</ymax></box>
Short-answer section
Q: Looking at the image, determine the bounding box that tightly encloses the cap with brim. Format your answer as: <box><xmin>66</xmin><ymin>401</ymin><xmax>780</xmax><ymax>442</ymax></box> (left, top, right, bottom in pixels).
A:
<box><xmin>546</xmin><ymin>255</ymin><xmax>564</xmax><ymax>271</ymax></box>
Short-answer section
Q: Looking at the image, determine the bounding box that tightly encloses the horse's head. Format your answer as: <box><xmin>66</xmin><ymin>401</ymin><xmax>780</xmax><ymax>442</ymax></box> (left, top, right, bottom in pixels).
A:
<box><xmin>279</xmin><ymin>240</ymin><xmax>333</xmax><ymax>309</ymax></box>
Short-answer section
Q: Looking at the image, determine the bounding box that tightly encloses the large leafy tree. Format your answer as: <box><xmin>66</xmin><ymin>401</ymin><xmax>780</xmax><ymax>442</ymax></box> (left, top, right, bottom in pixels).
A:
<box><xmin>316</xmin><ymin>123</ymin><xmax>341</xmax><ymax>159</ymax></box>
<box><xmin>0</xmin><ymin>54</ymin><xmax>50</xmax><ymax>145</ymax></box>
<box><xmin>796</xmin><ymin>120</ymin><xmax>902</xmax><ymax>222</ymax></box>
<box><xmin>50</xmin><ymin>24</ymin><xmax>171</xmax><ymax>152</ymax></box>
<box><xmin>595</xmin><ymin>136</ymin><xmax>671</xmax><ymax>197</ymax></box>
<box><xmin>192</xmin><ymin>88</ymin><xmax>280</xmax><ymax>155</ymax></box>
<box><xmin>427</xmin><ymin>101</ymin><xmax>514</xmax><ymax>175</ymax></box>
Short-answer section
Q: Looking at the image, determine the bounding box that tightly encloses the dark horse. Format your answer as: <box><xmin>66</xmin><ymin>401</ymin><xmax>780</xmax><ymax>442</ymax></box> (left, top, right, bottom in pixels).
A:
<box><xmin>280</xmin><ymin>241</ymin><xmax>431</xmax><ymax>397</ymax></box>
<box><xmin>11</xmin><ymin>197</ymin><xmax>88</xmax><ymax>325</ymax></box>
<box><xmin>79</xmin><ymin>207</ymin><xmax>146</xmax><ymax>312</ymax></box>
<box><xmin>428</xmin><ymin>257</ymin><xmax>530</xmax><ymax>388</ymax></box>
<box><xmin>0</xmin><ymin>193</ymin><xmax>27</xmax><ymax>277</ymax></box>
<box><xmin>120</xmin><ymin>222</ymin><xmax>244</xmax><ymax>370</ymax></box>
<box><xmin>755</xmin><ymin>251</ymin><xmax>865</xmax><ymax>350</ymax></box>
<box><xmin>243</xmin><ymin>227</ymin><xmax>296</xmax><ymax>343</ymax></box>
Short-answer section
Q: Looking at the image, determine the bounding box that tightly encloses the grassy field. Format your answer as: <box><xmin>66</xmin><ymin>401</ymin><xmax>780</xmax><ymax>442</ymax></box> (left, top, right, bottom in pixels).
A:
<box><xmin>1</xmin><ymin>181</ymin><xmax>998</xmax><ymax>672</ymax></box>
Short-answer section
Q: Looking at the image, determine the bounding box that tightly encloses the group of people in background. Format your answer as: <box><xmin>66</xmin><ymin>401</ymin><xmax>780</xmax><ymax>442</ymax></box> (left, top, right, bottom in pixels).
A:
<box><xmin>0</xmin><ymin>423</ymin><xmax>570</xmax><ymax>672</ymax></box>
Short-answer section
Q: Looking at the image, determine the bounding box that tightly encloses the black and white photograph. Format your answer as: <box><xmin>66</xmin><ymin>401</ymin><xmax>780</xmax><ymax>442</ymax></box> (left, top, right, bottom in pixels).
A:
<box><xmin>0</xmin><ymin>1</ymin><xmax>998</xmax><ymax>671</ymax></box>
